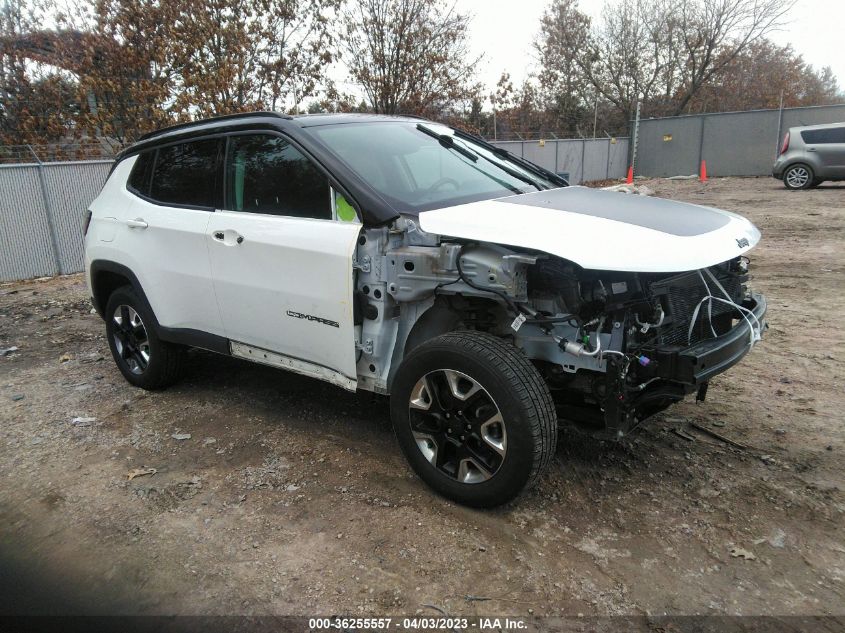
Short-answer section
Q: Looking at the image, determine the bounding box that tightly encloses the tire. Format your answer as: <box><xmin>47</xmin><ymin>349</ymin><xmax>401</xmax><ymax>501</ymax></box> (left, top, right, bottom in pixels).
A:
<box><xmin>104</xmin><ymin>285</ymin><xmax>186</xmax><ymax>390</ymax></box>
<box><xmin>783</xmin><ymin>163</ymin><xmax>814</xmax><ymax>190</ymax></box>
<box><xmin>390</xmin><ymin>331</ymin><xmax>557</xmax><ymax>507</ymax></box>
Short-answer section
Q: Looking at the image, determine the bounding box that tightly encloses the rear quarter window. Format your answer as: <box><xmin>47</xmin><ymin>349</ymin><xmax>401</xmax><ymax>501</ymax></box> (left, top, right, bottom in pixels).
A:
<box><xmin>800</xmin><ymin>128</ymin><xmax>845</xmax><ymax>144</ymax></box>
<box><xmin>127</xmin><ymin>151</ymin><xmax>154</xmax><ymax>196</ymax></box>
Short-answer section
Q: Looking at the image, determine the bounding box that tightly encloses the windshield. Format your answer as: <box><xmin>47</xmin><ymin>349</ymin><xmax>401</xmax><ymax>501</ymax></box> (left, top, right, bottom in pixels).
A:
<box><xmin>308</xmin><ymin>121</ymin><xmax>559</xmax><ymax>214</ymax></box>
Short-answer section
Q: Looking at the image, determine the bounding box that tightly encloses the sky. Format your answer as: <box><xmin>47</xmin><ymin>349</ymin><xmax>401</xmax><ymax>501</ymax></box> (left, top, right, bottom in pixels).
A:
<box><xmin>457</xmin><ymin>0</ymin><xmax>845</xmax><ymax>97</ymax></box>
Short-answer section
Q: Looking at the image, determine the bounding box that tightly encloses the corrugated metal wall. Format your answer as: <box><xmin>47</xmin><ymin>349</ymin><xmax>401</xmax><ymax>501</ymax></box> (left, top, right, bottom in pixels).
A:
<box><xmin>490</xmin><ymin>137</ymin><xmax>630</xmax><ymax>184</ymax></box>
<box><xmin>634</xmin><ymin>104</ymin><xmax>845</xmax><ymax>177</ymax></box>
<box><xmin>0</xmin><ymin>160</ymin><xmax>111</xmax><ymax>282</ymax></box>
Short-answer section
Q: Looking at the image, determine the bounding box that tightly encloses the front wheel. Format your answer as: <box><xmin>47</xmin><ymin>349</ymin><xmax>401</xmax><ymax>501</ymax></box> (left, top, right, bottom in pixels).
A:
<box><xmin>390</xmin><ymin>331</ymin><xmax>557</xmax><ymax>507</ymax></box>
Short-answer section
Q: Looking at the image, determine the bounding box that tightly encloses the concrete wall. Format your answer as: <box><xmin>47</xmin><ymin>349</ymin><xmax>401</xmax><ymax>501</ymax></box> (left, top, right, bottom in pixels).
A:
<box><xmin>634</xmin><ymin>104</ymin><xmax>845</xmax><ymax>177</ymax></box>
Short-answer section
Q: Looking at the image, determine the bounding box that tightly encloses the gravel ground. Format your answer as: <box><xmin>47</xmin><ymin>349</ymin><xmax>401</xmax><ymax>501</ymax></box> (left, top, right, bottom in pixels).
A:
<box><xmin>0</xmin><ymin>177</ymin><xmax>843</xmax><ymax>618</ymax></box>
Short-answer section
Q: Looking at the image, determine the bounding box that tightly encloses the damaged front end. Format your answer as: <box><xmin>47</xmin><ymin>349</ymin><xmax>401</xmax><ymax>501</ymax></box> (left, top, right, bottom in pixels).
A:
<box><xmin>354</xmin><ymin>184</ymin><xmax>768</xmax><ymax>438</ymax></box>
<box><xmin>355</xmin><ymin>217</ymin><xmax>767</xmax><ymax>439</ymax></box>
<box><xmin>516</xmin><ymin>256</ymin><xmax>767</xmax><ymax>438</ymax></box>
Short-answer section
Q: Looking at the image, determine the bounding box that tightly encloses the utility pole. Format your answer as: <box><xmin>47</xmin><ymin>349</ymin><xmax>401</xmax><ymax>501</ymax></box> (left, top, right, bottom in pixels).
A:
<box><xmin>775</xmin><ymin>89</ymin><xmax>784</xmax><ymax>159</ymax></box>
<box><xmin>631</xmin><ymin>99</ymin><xmax>641</xmax><ymax>175</ymax></box>
<box><xmin>592</xmin><ymin>96</ymin><xmax>598</xmax><ymax>139</ymax></box>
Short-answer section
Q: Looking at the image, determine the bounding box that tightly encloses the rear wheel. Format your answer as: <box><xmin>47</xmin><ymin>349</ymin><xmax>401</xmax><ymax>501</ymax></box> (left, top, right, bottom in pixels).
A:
<box><xmin>783</xmin><ymin>164</ymin><xmax>814</xmax><ymax>190</ymax></box>
<box><xmin>390</xmin><ymin>331</ymin><xmax>557</xmax><ymax>507</ymax></box>
<box><xmin>105</xmin><ymin>286</ymin><xmax>186</xmax><ymax>390</ymax></box>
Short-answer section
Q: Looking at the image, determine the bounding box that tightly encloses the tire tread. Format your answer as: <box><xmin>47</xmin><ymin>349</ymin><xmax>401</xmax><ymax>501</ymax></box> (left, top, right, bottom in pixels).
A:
<box><xmin>405</xmin><ymin>330</ymin><xmax>557</xmax><ymax>490</ymax></box>
<box><xmin>105</xmin><ymin>286</ymin><xmax>186</xmax><ymax>390</ymax></box>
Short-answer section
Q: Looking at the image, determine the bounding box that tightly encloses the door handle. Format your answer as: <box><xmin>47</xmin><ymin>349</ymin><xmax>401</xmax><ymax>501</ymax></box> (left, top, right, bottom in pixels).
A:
<box><xmin>807</xmin><ymin>147</ymin><xmax>817</xmax><ymax>152</ymax></box>
<box><xmin>212</xmin><ymin>230</ymin><xmax>244</xmax><ymax>245</ymax></box>
<box><xmin>126</xmin><ymin>218</ymin><xmax>148</xmax><ymax>229</ymax></box>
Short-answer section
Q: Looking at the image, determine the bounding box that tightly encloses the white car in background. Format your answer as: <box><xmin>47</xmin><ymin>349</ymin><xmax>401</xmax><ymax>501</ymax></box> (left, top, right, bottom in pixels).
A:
<box><xmin>84</xmin><ymin>112</ymin><xmax>767</xmax><ymax>507</ymax></box>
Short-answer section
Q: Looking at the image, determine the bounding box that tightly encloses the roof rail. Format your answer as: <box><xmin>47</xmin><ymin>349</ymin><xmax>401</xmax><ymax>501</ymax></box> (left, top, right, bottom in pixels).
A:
<box><xmin>137</xmin><ymin>111</ymin><xmax>292</xmax><ymax>142</ymax></box>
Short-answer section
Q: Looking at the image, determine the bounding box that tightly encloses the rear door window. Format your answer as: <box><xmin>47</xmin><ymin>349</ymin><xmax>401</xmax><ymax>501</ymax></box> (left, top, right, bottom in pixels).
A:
<box><xmin>800</xmin><ymin>128</ymin><xmax>845</xmax><ymax>144</ymax></box>
<box><xmin>149</xmin><ymin>139</ymin><xmax>222</xmax><ymax>208</ymax></box>
<box><xmin>225</xmin><ymin>134</ymin><xmax>331</xmax><ymax>220</ymax></box>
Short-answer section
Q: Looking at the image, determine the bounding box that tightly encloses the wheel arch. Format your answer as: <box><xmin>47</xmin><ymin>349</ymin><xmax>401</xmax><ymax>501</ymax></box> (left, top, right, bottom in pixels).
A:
<box><xmin>385</xmin><ymin>295</ymin><xmax>507</xmax><ymax>393</ymax></box>
<box><xmin>90</xmin><ymin>260</ymin><xmax>230</xmax><ymax>355</ymax></box>
<box><xmin>89</xmin><ymin>260</ymin><xmax>158</xmax><ymax>327</ymax></box>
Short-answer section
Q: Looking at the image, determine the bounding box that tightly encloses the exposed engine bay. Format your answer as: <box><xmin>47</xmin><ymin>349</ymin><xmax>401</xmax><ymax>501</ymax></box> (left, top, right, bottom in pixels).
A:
<box><xmin>353</xmin><ymin>217</ymin><xmax>767</xmax><ymax>438</ymax></box>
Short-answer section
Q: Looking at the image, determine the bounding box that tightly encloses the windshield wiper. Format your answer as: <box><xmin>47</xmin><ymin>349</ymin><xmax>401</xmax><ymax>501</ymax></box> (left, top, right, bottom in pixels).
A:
<box><xmin>453</xmin><ymin>129</ymin><xmax>566</xmax><ymax>188</ymax></box>
<box><xmin>415</xmin><ymin>123</ymin><xmax>523</xmax><ymax>195</ymax></box>
<box><xmin>451</xmin><ymin>136</ymin><xmax>545</xmax><ymax>191</ymax></box>
<box><xmin>417</xmin><ymin>122</ymin><xmax>543</xmax><ymax>191</ymax></box>
<box><xmin>416</xmin><ymin>124</ymin><xmax>478</xmax><ymax>162</ymax></box>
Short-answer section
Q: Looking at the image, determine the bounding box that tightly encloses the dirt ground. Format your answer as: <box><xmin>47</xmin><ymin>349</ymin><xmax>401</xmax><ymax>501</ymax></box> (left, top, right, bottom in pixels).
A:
<box><xmin>1</xmin><ymin>177</ymin><xmax>843</xmax><ymax>619</ymax></box>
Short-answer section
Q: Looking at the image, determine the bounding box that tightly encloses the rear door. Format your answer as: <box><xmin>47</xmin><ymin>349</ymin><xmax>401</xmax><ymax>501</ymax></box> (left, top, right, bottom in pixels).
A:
<box><xmin>206</xmin><ymin>132</ymin><xmax>361</xmax><ymax>389</ymax></box>
<box><xmin>120</xmin><ymin>139</ymin><xmax>225</xmax><ymax>335</ymax></box>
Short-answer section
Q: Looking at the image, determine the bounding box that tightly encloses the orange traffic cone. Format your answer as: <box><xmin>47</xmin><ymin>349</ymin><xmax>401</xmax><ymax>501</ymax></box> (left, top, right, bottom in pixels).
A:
<box><xmin>626</xmin><ymin>165</ymin><xmax>634</xmax><ymax>184</ymax></box>
<box><xmin>699</xmin><ymin>159</ymin><xmax>708</xmax><ymax>182</ymax></box>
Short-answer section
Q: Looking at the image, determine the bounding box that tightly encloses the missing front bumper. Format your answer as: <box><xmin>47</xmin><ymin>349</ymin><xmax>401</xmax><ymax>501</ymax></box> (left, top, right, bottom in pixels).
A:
<box><xmin>593</xmin><ymin>292</ymin><xmax>767</xmax><ymax>437</ymax></box>
<box><xmin>644</xmin><ymin>292</ymin><xmax>767</xmax><ymax>385</ymax></box>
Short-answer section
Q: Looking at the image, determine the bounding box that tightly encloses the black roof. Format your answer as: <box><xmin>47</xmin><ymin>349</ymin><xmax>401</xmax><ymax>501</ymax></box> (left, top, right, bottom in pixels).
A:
<box><xmin>292</xmin><ymin>112</ymin><xmax>426</xmax><ymax>127</ymax></box>
<box><xmin>118</xmin><ymin>112</ymin><xmax>420</xmax><ymax>226</ymax></box>
<box><xmin>137</xmin><ymin>111</ymin><xmax>292</xmax><ymax>141</ymax></box>
<box><xmin>134</xmin><ymin>111</ymin><xmax>423</xmax><ymax>144</ymax></box>
<box><xmin>115</xmin><ymin>111</ymin><xmax>563</xmax><ymax>226</ymax></box>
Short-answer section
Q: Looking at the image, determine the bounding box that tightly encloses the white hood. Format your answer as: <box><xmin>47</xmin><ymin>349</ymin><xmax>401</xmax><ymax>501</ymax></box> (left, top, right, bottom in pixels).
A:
<box><xmin>417</xmin><ymin>186</ymin><xmax>761</xmax><ymax>273</ymax></box>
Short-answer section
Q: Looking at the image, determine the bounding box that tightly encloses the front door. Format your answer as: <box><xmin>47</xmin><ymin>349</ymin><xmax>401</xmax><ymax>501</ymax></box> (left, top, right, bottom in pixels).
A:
<box><xmin>815</xmin><ymin>127</ymin><xmax>845</xmax><ymax>177</ymax></box>
<box><xmin>206</xmin><ymin>132</ymin><xmax>361</xmax><ymax>388</ymax></box>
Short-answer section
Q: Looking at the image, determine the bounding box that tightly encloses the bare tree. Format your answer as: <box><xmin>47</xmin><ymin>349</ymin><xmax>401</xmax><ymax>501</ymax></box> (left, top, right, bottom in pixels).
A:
<box><xmin>171</xmin><ymin>0</ymin><xmax>340</xmax><ymax>117</ymax></box>
<box><xmin>536</xmin><ymin>0</ymin><xmax>798</xmax><ymax>128</ymax></box>
<box><xmin>687</xmin><ymin>40</ymin><xmax>842</xmax><ymax>112</ymax></box>
<box><xmin>534</xmin><ymin>0</ymin><xmax>592</xmax><ymax>136</ymax></box>
<box><xmin>671</xmin><ymin>0</ymin><xmax>796</xmax><ymax>114</ymax></box>
<box><xmin>342</xmin><ymin>0</ymin><xmax>481</xmax><ymax>116</ymax></box>
<box><xmin>581</xmin><ymin>0</ymin><xmax>678</xmax><ymax>124</ymax></box>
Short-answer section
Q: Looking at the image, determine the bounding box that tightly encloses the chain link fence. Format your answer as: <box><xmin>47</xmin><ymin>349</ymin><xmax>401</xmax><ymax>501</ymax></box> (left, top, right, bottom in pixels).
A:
<box><xmin>0</xmin><ymin>141</ymin><xmax>123</xmax><ymax>165</ymax></box>
<box><xmin>0</xmin><ymin>159</ymin><xmax>112</xmax><ymax>281</ymax></box>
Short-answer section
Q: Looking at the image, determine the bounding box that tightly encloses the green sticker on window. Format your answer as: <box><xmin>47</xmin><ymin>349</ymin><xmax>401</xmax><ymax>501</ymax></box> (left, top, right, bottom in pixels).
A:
<box><xmin>336</xmin><ymin>194</ymin><xmax>357</xmax><ymax>222</ymax></box>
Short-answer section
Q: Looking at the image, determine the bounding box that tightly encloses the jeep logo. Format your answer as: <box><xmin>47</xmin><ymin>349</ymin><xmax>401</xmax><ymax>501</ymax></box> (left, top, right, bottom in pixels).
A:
<box><xmin>736</xmin><ymin>237</ymin><xmax>750</xmax><ymax>248</ymax></box>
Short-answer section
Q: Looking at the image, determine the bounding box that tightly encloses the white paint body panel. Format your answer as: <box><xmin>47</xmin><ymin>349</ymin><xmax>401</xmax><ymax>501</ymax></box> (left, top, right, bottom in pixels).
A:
<box><xmin>87</xmin><ymin>157</ymin><xmax>360</xmax><ymax>384</ymax></box>
<box><xmin>206</xmin><ymin>211</ymin><xmax>360</xmax><ymax>384</ymax></box>
<box><xmin>418</xmin><ymin>186</ymin><xmax>761</xmax><ymax>273</ymax></box>
<box><xmin>85</xmin><ymin>156</ymin><xmax>224</xmax><ymax>335</ymax></box>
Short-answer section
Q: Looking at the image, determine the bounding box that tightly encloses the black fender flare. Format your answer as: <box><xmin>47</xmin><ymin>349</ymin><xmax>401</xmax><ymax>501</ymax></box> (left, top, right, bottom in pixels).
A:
<box><xmin>88</xmin><ymin>259</ymin><xmax>230</xmax><ymax>355</ymax></box>
<box><xmin>89</xmin><ymin>260</ymin><xmax>157</xmax><ymax>325</ymax></box>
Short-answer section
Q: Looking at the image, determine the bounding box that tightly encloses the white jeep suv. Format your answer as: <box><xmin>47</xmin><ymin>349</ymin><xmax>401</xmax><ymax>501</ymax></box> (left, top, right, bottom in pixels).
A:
<box><xmin>84</xmin><ymin>112</ymin><xmax>767</xmax><ymax>507</ymax></box>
